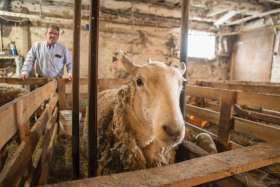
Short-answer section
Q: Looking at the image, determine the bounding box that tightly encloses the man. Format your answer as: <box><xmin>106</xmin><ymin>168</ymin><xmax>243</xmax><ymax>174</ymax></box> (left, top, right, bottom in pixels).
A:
<box><xmin>21</xmin><ymin>25</ymin><xmax>72</xmax><ymax>80</ymax></box>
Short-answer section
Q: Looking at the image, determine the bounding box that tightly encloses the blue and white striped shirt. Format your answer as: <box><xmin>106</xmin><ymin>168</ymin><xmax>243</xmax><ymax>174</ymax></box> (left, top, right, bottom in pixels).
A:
<box><xmin>21</xmin><ymin>41</ymin><xmax>72</xmax><ymax>78</ymax></box>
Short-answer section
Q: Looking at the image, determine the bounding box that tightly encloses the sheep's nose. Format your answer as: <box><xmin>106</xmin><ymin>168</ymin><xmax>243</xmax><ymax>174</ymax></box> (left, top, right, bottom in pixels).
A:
<box><xmin>162</xmin><ymin>125</ymin><xmax>181</xmax><ymax>139</ymax></box>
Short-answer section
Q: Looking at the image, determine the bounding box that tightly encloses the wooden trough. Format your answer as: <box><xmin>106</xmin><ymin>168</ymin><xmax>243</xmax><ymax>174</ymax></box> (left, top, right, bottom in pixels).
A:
<box><xmin>0</xmin><ymin>78</ymin><xmax>280</xmax><ymax>187</ymax></box>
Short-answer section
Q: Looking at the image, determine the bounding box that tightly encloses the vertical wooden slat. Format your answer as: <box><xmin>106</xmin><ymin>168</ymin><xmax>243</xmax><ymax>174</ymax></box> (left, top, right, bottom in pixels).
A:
<box><xmin>88</xmin><ymin>0</ymin><xmax>99</xmax><ymax>177</ymax></box>
<box><xmin>72</xmin><ymin>0</ymin><xmax>81</xmax><ymax>179</ymax></box>
<box><xmin>57</xmin><ymin>79</ymin><xmax>66</xmax><ymax>109</ymax></box>
<box><xmin>15</xmin><ymin>99</ymin><xmax>30</xmax><ymax>142</ymax></box>
<box><xmin>217</xmin><ymin>91</ymin><xmax>236</xmax><ymax>151</ymax></box>
<box><xmin>38</xmin><ymin>108</ymin><xmax>58</xmax><ymax>185</ymax></box>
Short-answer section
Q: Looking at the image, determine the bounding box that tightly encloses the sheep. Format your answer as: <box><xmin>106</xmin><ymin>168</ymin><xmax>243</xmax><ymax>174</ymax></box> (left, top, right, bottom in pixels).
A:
<box><xmin>83</xmin><ymin>51</ymin><xmax>217</xmax><ymax>175</ymax></box>
<box><xmin>195</xmin><ymin>133</ymin><xmax>217</xmax><ymax>154</ymax></box>
<box><xmin>83</xmin><ymin>51</ymin><xmax>187</xmax><ymax>175</ymax></box>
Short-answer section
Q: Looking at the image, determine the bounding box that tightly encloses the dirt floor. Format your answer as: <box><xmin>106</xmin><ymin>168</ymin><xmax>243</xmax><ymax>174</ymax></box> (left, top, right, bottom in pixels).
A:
<box><xmin>47</xmin><ymin>129</ymin><xmax>88</xmax><ymax>184</ymax></box>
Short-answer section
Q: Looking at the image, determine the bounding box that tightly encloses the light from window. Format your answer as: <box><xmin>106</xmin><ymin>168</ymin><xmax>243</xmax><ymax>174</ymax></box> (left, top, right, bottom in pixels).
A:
<box><xmin>187</xmin><ymin>30</ymin><xmax>216</xmax><ymax>59</ymax></box>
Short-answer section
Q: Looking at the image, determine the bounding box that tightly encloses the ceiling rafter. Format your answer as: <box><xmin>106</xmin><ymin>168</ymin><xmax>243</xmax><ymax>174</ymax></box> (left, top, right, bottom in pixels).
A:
<box><xmin>226</xmin><ymin>8</ymin><xmax>280</xmax><ymax>26</ymax></box>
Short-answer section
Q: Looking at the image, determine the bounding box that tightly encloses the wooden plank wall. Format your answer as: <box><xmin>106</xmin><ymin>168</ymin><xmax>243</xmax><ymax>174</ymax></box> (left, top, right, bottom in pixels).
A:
<box><xmin>230</xmin><ymin>28</ymin><xmax>275</xmax><ymax>82</ymax></box>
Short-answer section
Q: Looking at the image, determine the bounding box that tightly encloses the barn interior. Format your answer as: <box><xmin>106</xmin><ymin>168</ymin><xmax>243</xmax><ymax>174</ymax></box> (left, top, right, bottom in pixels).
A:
<box><xmin>0</xmin><ymin>0</ymin><xmax>280</xmax><ymax>186</ymax></box>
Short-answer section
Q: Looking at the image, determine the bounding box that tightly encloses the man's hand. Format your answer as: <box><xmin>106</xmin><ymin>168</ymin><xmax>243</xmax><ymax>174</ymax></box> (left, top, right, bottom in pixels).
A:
<box><xmin>21</xmin><ymin>73</ymin><xmax>28</xmax><ymax>80</ymax></box>
<box><xmin>67</xmin><ymin>73</ymin><xmax>72</xmax><ymax>80</ymax></box>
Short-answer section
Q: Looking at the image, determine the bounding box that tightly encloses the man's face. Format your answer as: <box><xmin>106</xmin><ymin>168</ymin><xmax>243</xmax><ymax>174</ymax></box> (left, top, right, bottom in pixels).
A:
<box><xmin>46</xmin><ymin>28</ymin><xmax>59</xmax><ymax>45</ymax></box>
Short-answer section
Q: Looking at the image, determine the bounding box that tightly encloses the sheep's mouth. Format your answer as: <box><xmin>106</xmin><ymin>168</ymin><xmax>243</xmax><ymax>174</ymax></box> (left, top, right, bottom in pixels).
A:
<box><xmin>159</xmin><ymin>133</ymin><xmax>184</xmax><ymax>147</ymax></box>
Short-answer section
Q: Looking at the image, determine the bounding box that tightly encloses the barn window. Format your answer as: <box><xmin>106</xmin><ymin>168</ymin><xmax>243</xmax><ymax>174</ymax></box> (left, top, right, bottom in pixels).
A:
<box><xmin>188</xmin><ymin>30</ymin><xmax>216</xmax><ymax>59</ymax></box>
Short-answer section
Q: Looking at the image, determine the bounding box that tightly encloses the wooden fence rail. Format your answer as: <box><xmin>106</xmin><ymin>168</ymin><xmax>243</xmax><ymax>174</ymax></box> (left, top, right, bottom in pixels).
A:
<box><xmin>45</xmin><ymin>142</ymin><xmax>280</xmax><ymax>187</ymax></box>
<box><xmin>196</xmin><ymin>80</ymin><xmax>280</xmax><ymax>94</ymax></box>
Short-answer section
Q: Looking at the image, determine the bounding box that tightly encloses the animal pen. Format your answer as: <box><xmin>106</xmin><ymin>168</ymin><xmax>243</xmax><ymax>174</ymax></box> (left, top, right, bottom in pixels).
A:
<box><xmin>0</xmin><ymin>77</ymin><xmax>279</xmax><ymax>186</ymax></box>
<box><xmin>0</xmin><ymin>0</ymin><xmax>280</xmax><ymax>187</ymax></box>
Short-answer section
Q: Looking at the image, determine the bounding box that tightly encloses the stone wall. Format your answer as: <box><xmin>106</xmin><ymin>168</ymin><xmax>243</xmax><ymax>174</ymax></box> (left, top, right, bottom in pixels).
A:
<box><xmin>1</xmin><ymin>22</ymin><xmax>229</xmax><ymax>80</ymax></box>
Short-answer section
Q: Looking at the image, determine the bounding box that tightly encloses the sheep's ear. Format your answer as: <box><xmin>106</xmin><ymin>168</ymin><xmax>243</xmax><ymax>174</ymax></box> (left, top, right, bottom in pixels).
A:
<box><xmin>112</xmin><ymin>50</ymin><xmax>138</xmax><ymax>74</ymax></box>
<box><xmin>179</xmin><ymin>62</ymin><xmax>186</xmax><ymax>75</ymax></box>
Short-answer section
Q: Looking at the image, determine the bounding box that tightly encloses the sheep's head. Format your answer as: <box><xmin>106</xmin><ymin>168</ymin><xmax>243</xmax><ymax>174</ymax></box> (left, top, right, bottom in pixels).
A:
<box><xmin>113</xmin><ymin>51</ymin><xmax>186</xmax><ymax>149</ymax></box>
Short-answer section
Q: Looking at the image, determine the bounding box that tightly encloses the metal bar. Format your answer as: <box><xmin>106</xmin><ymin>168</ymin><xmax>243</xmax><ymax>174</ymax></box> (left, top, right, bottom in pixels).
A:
<box><xmin>177</xmin><ymin>0</ymin><xmax>190</xmax><ymax>162</ymax></box>
<box><xmin>179</xmin><ymin>0</ymin><xmax>190</xmax><ymax>118</ymax></box>
<box><xmin>72</xmin><ymin>0</ymin><xmax>81</xmax><ymax>179</ymax></box>
<box><xmin>88</xmin><ymin>0</ymin><xmax>99</xmax><ymax>177</ymax></box>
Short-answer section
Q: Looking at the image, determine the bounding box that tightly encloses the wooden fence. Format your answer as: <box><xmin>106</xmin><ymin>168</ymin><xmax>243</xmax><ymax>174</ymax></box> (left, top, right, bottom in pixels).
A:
<box><xmin>0</xmin><ymin>78</ymin><xmax>58</xmax><ymax>187</ymax></box>
<box><xmin>53</xmin><ymin>78</ymin><xmax>280</xmax><ymax>186</ymax></box>
<box><xmin>1</xmin><ymin>78</ymin><xmax>279</xmax><ymax>187</ymax></box>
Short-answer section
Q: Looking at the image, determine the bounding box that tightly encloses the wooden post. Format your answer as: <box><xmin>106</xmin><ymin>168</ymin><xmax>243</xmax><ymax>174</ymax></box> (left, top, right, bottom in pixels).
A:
<box><xmin>72</xmin><ymin>0</ymin><xmax>81</xmax><ymax>179</ymax></box>
<box><xmin>15</xmin><ymin>101</ymin><xmax>30</xmax><ymax>142</ymax></box>
<box><xmin>88</xmin><ymin>0</ymin><xmax>99</xmax><ymax>177</ymax></box>
<box><xmin>217</xmin><ymin>91</ymin><xmax>236</xmax><ymax>151</ymax></box>
<box><xmin>57</xmin><ymin>79</ymin><xmax>66</xmax><ymax>109</ymax></box>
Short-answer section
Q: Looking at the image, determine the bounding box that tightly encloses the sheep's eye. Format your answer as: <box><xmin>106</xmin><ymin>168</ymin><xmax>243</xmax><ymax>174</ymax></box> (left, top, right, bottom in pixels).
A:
<box><xmin>136</xmin><ymin>78</ymin><xmax>144</xmax><ymax>87</ymax></box>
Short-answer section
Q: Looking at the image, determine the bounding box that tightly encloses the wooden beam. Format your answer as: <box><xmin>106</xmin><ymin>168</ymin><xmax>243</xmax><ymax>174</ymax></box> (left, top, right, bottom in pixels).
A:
<box><xmin>17</xmin><ymin>0</ymin><xmax>215</xmax><ymax>23</ymax></box>
<box><xmin>4</xmin><ymin>5</ymin><xmax>216</xmax><ymax>30</ymax></box>
<box><xmin>38</xmin><ymin>107</ymin><xmax>58</xmax><ymax>185</ymax></box>
<box><xmin>57</xmin><ymin>79</ymin><xmax>67</xmax><ymax>109</ymax></box>
<box><xmin>196</xmin><ymin>80</ymin><xmax>280</xmax><ymax>95</ymax></box>
<box><xmin>237</xmin><ymin>91</ymin><xmax>280</xmax><ymax>111</ymax></box>
<box><xmin>181</xmin><ymin>141</ymin><xmax>268</xmax><ymax>187</ymax></box>
<box><xmin>226</xmin><ymin>8</ymin><xmax>280</xmax><ymax>26</ymax></box>
<box><xmin>186</xmin><ymin>104</ymin><xmax>220</xmax><ymax>124</ymax></box>
<box><xmin>217</xmin><ymin>91</ymin><xmax>236</xmax><ymax>150</ymax></box>
<box><xmin>207</xmin><ymin>9</ymin><xmax>229</xmax><ymax>17</ymax></box>
<box><xmin>234</xmin><ymin>117</ymin><xmax>280</xmax><ymax>142</ymax></box>
<box><xmin>0</xmin><ymin>77</ymin><xmax>48</xmax><ymax>85</ymax></box>
<box><xmin>0</xmin><ymin>80</ymin><xmax>57</xmax><ymax>150</ymax></box>
<box><xmin>114</xmin><ymin>0</ymin><xmax>264</xmax><ymax>15</ymax></box>
<box><xmin>214</xmin><ymin>11</ymin><xmax>238</xmax><ymax>27</ymax></box>
<box><xmin>0</xmin><ymin>10</ymin><xmax>83</xmax><ymax>25</ymax></box>
<box><xmin>186</xmin><ymin>85</ymin><xmax>235</xmax><ymax>100</ymax></box>
<box><xmin>259</xmin><ymin>0</ymin><xmax>280</xmax><ymax>4</ymax></box>
<box><xmin>235</xmin><ymin>105</ymin><xmax>280</xmax><ymax>125</ymax></box>
<box><xmin>43</xmin><ymin>143</ymin><xmax>280</xmax><ymax>187</ymax></box>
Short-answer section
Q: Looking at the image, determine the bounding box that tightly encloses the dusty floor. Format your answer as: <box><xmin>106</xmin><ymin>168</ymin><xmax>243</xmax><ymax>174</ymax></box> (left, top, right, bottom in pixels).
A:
<box><xmin>48</xmin><ymin>131</ymin><xmax>88</xmax><ymax>184</ymax></box>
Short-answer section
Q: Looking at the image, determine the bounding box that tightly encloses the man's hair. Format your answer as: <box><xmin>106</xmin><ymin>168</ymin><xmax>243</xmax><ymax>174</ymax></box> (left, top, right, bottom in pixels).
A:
<box><xmin>47</xmin><ymin>25</ymin><xmax>60</xmax><ymax>34</ymax></box>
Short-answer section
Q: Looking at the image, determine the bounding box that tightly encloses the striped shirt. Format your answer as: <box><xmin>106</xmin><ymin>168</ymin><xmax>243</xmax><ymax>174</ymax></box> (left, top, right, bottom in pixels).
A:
<box><xmin>21</xmin><ymin>41</ymin><xmax>72</xmax><ymax>78</ymax></box>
